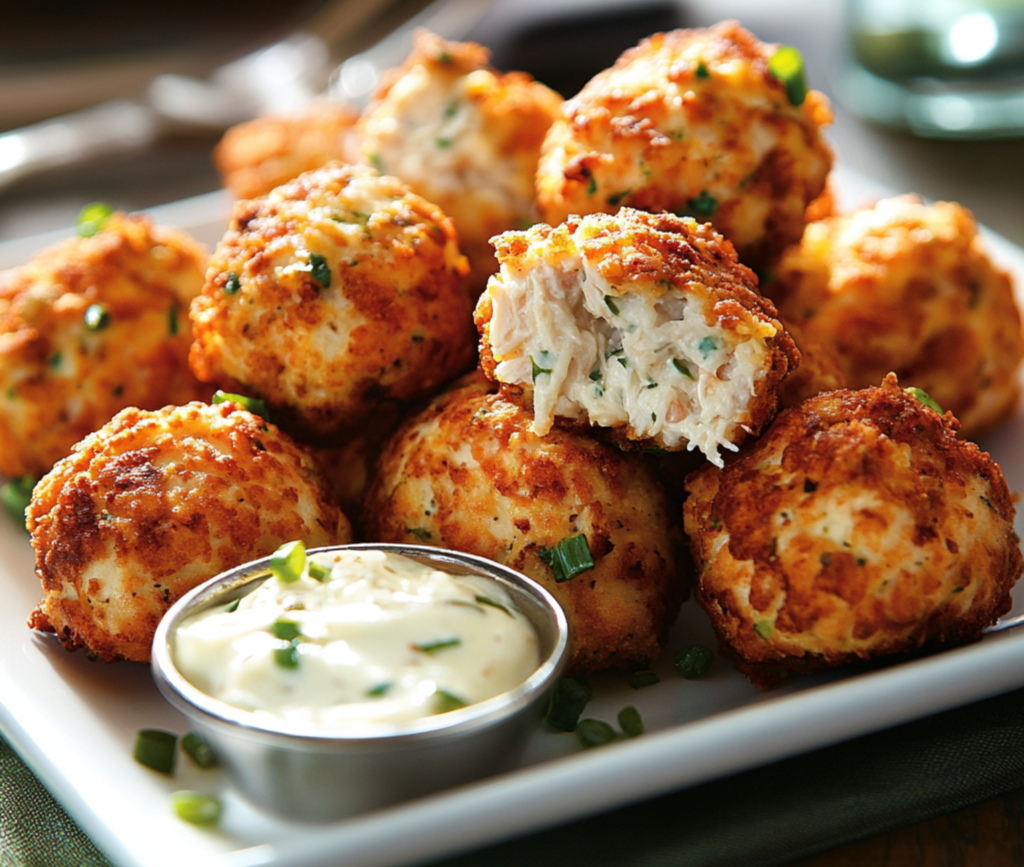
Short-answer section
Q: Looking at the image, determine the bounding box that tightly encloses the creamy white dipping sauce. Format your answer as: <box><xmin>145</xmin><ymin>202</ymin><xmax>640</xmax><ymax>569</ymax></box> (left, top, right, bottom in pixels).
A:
<box><xmin>173</xmin><ymin>550</ymin><xmax>541</xmax><ymax>727</ymax></box>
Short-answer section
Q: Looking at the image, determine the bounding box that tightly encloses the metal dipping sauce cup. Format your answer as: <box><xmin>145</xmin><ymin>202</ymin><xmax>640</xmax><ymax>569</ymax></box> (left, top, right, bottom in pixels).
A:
<box><xmin>151</xmin><ymin>543</ymin><xmax>569</xmax><ymax>822</ymax></box>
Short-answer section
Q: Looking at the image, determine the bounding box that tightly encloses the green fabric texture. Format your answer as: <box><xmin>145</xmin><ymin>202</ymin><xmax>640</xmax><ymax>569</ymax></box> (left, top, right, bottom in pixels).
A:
<box><xmin>4</xmin><ymin>686</ymin><xmax>1024</xmax><ymax>867</ymax></box>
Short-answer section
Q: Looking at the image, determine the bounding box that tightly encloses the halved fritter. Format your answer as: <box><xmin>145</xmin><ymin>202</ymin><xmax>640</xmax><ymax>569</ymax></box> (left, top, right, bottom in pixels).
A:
<box><xmin>684</xmin><ymin>374</ymin><xmax>1022</xmax><ymax>688</ymax></box>
<box><xmin>475</xmin><ymin>207</ymin><xmax>799</xmax><ymax>465</ymax></box>
<box><xmin>363</xmin><ymin>372</ymin><xmax>683</xmax><ymax>674</ymax></box>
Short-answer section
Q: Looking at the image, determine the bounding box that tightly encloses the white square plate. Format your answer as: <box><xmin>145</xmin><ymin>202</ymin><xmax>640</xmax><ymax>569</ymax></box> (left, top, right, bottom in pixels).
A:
<box><xmin>1</xmin><ymin>165</ymin><xmax>1022</xmax><ymax>867</ymax></box>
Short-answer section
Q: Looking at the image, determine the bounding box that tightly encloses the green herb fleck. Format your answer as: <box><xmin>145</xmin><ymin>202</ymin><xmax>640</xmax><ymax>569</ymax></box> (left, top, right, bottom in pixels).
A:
<box><xmin>646</xmin><ymin>378</ymin><xmax>658</xmax><ymax>389</ymax></box>
<box><xmin>275</xmin><ymin>639</ymin><xmax>300</xmax><ymax>669</ymax></box>
<box><xmin>768</xmin><ymin>45</ymin><xmax>808</xmax><ymax>106</ymax></box>
<box><xmin>76</xmin><ymin>202</ymin><xmax>114</xmax><ymax>237</ymax></box>
<box><xmin>475</xmin><ymin>595</ymin><xmax>513</xmax><ymax>616</ymax></box>
<box><xmin>270</xmin><ymin>540</ymin><xmax>306</xmax><ymax>584</ymax></box>
<box><xmin>444</xmin><ymin>100</ymin><xmax>459</xmax><ymax>118</ymax></box>
<box><xmin>617</xmin><ymin>356</ymin><xmax>628</xmax><ymax>368</ymax></box>
<box><xmin>587</xmin><ymin>176</ymin><xmax>597</xmax><ymax>196</ymax></box>
<box><xmin>407</xmin><ymin>526</ymin><xmax>433</xmax><ymax>542</ymax></box>
<box><xmin>308</xmin><ymin>561</ymin><xmax>330</xmax><ymax>581</ymax></box>
<box><xmin>366</xmin><ymin>682</ymin><xmax>391</xmax><ymax>697</ymax></box>
<box><xmin>671</xmin><ymin>358</ymin><xmax>695</xmax><ymax>379</ymax></box>
<box><xmin>606</xmin><ymin>189</ymin><xmax>631</xmax><ymax>208</ymax></box>
<box><xmin>181</xmin><ymin>732</ymin><xmax>217</xmax><ymax>769</ymax></box>
<box><xmin>754</xmin><ymin>620</ymin><xmax>774</xmax><ymax>640</ymax></box>
<box><xmin>687</xmin><ymin>190</ymin><xmax>718</xmax><ymax>218</ymax></box>
<box><xmin>224</xmin><ymin>272</ymin><xmax>241</xmax><ymax>294</ymax></box>
<box><xmin>981</xmin><ymin>495</ymin><xmax>995</xmax><ymax>510</ymax></box>
<box><xmin>434</xmin><ymin>689</ymin><xmax>466</xmax><ymax>713</ymax></box>
<box><xmin>673</xmin><ymin>645</ymin><xmax>714</xmax><ymax>679</ymax></box>
<box><xmin>308</xmin><ymin>253</ymin><xmax>331</xmax><ymax>288</ymax></box>
<box><xmin>271</xmin><ymin>619</ymin><xmax>302</xmax><ymax>641</ymax></box>
<box><xmin>696</xmin><ymin>61</ymin><xmax>710</xmax><ymax>79</ymax></box>
<box><xmin>212</xmin><ymin>390</ymin><xmax>271</xmax><ymax>422</ymax></box>
<box><xmin>435</xmin><ymin>137</ymin><xmax>452</xmax><ymax>149</ymax></box>
<box><xmin>710</xmin><ymin>517</ymin><xmax>721</xmax><ymax>530</ymax></box>
<box><xmin>628</xmin><ymin>670</ymin><xmax>660</xmax><ymax>690</ymax></box>
<box><xmin>589</xmin><ymin>369</ymin><xmax>603</xmax><ymax>382</ymax></box>
<box><xmin>168</xmin><ymin>304</ymin><xmax>179</xmax><ymax>336</ymax></box>
<box><xmin>618</xmin><ymin>705</ymin><xmax>644</xmax><ymax>738</ymax></box>
<box><xmin>134</xmin><ymin>729</ymin><xmax>177</xmax><ymax>774</ymax></box>
<box><xmin>698</xmin><ymin>336</ymin><xmax>717</xmax><ymax>359</ymax></box>
<box><xmin>437</xmin><ymin>50</ymin><xmax>453</xmax><ymax>63</ymax></box>
<box><xmin>545</xmin><ymin>677</ymin><xmax>593</xmax><ymax>731</ymax></box>
<box><xmin>170</xmin><ymin>791</ymin><xmax>221</xmax><ymax>826</ymax></box>
<box><xmin>604</xmin><ymin>295</ymin><xmax>620</xmax><ymax>315</ymax></box>
<box><xmin>531</xmin><ymin>351</ymin><xmax>555</xmax><ymax>380</ymax></box>
<box><xmin>48</xmin><ymin>352</ymin><xmax>62</xmax><ymax>370</ymax></box>
<box><xmin>225</xmin><ymin>599</ymin><xmax>240</xmax><ymax>613</ymax></box>
<box><xmin>84</xmin><ymin>303</ymin><xmax>111</xmax><ymax>331</ymax></box>
<box><xmin>368</xmin><ymin>152</ymin><xmax>384</xmax><ymax>172</ymax></box>
<box><xmin>538</xmin><ymin>534</ymin><xmax>595</xmax><ymax>583</ymax></box>
<box><xmin>856</xmin><ymin>557</ymin><xmax>867</xmax><ymax>567</ymax></box>
<box><xmin>575</xmin><ymin>719</ymin><xmax>616</xmax><ymax>749</ymax></box>
<box><xmin>905</xmin><ymin>386</ymin><xmax>943</xmax><ymax>414</ymax></box>
<box><xmin>416</xmin><ymin>637</ymin><xmax>462</xmax><ymax>655</ymax></box>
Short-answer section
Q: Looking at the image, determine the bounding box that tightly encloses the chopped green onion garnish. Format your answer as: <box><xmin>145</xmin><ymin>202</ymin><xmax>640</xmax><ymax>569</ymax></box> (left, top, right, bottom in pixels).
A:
<box><xmin>308</xmin><ymin>561</ymin><xmax>330</xmax><ymax>582</ymax></box>
<box><xmin>538</xmin><ymin>534</ymin><xmax>595</xmax><ymax>583</ymax></box>
<box><xmin>531</xmin><ymin>353</ymin><xmax>554</xmax><ymax>380</ymax></box>
<box><xmin>604</xmin><ymin>295</ymin><xmax>620</xmax><ymax>315</ymax></box>
<box><xmin>270</xmin><ymin>540</ymin><xmax>306</xmax><ymax>584</ymax></box>
<box><xmin>696</xmin><ymin>61</ymin><xmax>710</xmax><ymax>79</ymax></box>
<box><xmin>76</xmin><ymin>202</ymin><xmax>114</xmax><ymax>237</ymax></box>
<box><xmin>2</xmin><ymin>476</ymin><xmax>35</xmax><ymax>528</ymax></box>
<box><xmin>575</xmin><ymin>719</ymin><xmax>616</xmax><ymax>749</ymax></box>
<box><xmin>168</xmin><ymin>304</ymin><xmax>179</xmax><ymax>336</ymax></box>
<box><xmin>406</xmin><ymin>526</ymin><xmax>433</xmax><ymax>542</ymax></box>
<box><xmin>224</xmin><ymin>272</ymin><xmax>241</xmax><ymax>294</ymax></box>
<box><xmin>673</xmin><ymin>645</ymin><xmax>714</xmax><ymax>680</ymax></box>
<box><xmin>134</xmin><ymin>729</ymin><xmax>178</xmax><ymax>774</ymax></box>
<box><xmin>754</xmin><ymin>620</ymin><xmax>774</xmax><ymax>640</ymax></box>
<box><xmin>587</xmin><ymin>176</ymin><xmax>597</xmax><ymax>196</ymax></box>
<box><xmin>436</xmin><ymin>137</ymin><xmax>452</xmax><ymax>148</ymax></box>
<box><xmin>308</xmin><ymin>253</ymin><xmax>331</xmax><ymax>288</ymax></box>
<box><xmin>275</xmin><ymin>640</ymin><xmax>300</xmax><ymax>669</ymax></box>
<box><xmin>224</xmin><ymin>598</ymin><xmax>240</xmax><ymax>613</ymax></box>
<box><xmin>368</xmin><ymin>152</ymin><xmax>384</xmax><ymax>172</ymax></box>
<box><xmin>617</xmin><ymin>356</ymin><xmax>628</xmax><ymax>368</ymax></box>
<box><xmin>628</xmin><ymin>670</ymin><xmax>660</xmax><ymax>690</ymax></box>
<box><xmin>475</xmin><ymin>595</ymin><xmax>513</xmax><ymax>616</ymax></box>
<box><xmin>170</xmin><ymin>791</ymin><xmax>222</xmax><ymax>826</ymax></box>
<box><xmin>606</xmin><ymin>189</ymin><xmax>631</xmax><ymax>207</ymax></box>
<box><xmin>687</xmin><ymin>190</ymin><xmax>718</xmax><ymax>218</ymax></box>
<box><xmin>905</xmin><ymin>386</ymin><xmax>943</xmax><ymax>414</ymax></box>
<box><xmin>212</xmin><ymin>390</ymin><xmax>271</xmax><ymax>422</ymax></box>
<box><xmin>672</xmin><ymin>358</ymin><xmax>695</xmax><ymax>379</ymax></box>
<box><xmin>437</xmin><ymin>50</ymin><xmax>453</xmax><ymax>63</ymax></box>
<box><xmin>416</xmin><ymin>637</ymin><xmax>461</xmax><ymax>655</ymax></box>
<box><xmin>366</xmin><ymin>682</ymin><xmax>391</xmax><ymax>697</ymax></box>
<box><xmin>589</xmin><ymin>368</ymin><xmax>603</xmax><ymax>382</ymax></box>
<box><xmin>698</xmin><ymin>336</ymin><xmax>717</xmax><ymax>359</ymax></box>
<box><xmin>768</xmin><ymin>45</ymin><xmax>808</xmax><ymax>106</ymax></box>
<box><xmin>84</xmin><ymin>303</ymin><xmax>111</xmax><ymax>331</ymax></box>
<box><xmin>181</xmin><ymin>732</ymin><xmax>217</xmax><ymax>769</ymax></box>
<box><xmin>49</xmin><ymin>351</ymin><xmax>62</xmax><ymax>369</ymax></box>
<box><xmin>271</xmin><ymin>619</ymin><xmax>301</xmax><ymax>641</ymax></box>
<box><xmin>544</xmin><ymin>676</ymin><xmax>593</xmax><ymax>731</ymax></box>
<box><xmin>618</xmin><ymin>705</ymin><xmax>644</xmax><ymax>738</ymax></box>
<box><xmin>434</xmin><ymin>689</ymin><xmax>466</xmax><ymax>713</ymax></box>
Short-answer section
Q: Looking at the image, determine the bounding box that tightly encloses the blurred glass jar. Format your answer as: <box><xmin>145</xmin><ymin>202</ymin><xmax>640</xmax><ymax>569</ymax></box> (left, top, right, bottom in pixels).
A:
<box><xmin>843</xmin><ymin>0</ymin><xmax>1024</xmax><ymax>138</ymax></box>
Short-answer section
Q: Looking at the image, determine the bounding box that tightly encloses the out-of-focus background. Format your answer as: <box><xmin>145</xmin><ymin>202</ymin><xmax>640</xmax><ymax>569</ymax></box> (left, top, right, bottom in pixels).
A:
<box><xmin>0</xmin><ymin>0</ymin><xmax>1022</xmax><ymax>245</ymax></box>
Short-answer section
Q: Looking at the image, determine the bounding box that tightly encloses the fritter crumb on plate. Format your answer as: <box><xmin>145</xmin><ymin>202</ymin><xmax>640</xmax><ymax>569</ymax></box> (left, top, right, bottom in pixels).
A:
<box><xmin>684</xmin><ymin>374</ymin><xmax>1022</xmax><ymax>689</ymax></box>
<box><xmin>363</xmin><ymin>371</ymin><xmax>684</xmax><ymax>674</ymax></box>
<box><xmin>535</xmin><ymin>21</ymin><xmax>833</xmax><ymax>267</ymax></box>
<box><xmin>475</xmin><ymin>207</ymin><xmax>799</xmax><ymax>465</ymax></box>
<box><xmin>27</xmin><ymin>400</ymin><xmax>352</xmax><ymax>663</ymax></box>
<box><xmin>767</xmin><ymin>195</ymin><xmax>1024</xmax><ymax>438</ymax></box>
<box><xmin>0</xmin><ymin>213</ymin><xmax>211</xmax><ymax>479</ymax></box>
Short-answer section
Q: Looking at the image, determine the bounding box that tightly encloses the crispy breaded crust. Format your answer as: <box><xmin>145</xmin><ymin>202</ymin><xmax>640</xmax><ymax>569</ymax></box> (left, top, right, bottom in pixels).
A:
<box><xmin>214</xmin><ymin>102</ymin><xmax>360</xmax><ymax>200</ymax></box>
<box><xmin>0</xmin><ymin>213</ymin><xmax>212</xmax><ymax>479</ymax></box>
<box><xmin>363</xmin><ymin>371</ymin><xmax>684</xmax><ymax>673</ymax></box>
<box><xmin>768</xmin><ymin>195</ymin><xmax>1024</xmax><ymax>438</ymax></box>
<box><xmin>684</xmin><ymin>374</ymin><xmax>1022</xmax><ymax>688</ymax></box>
<box><xmin>358</xmin><ymin>30</ymin><xmax>563</xmax><ymax>295</ymax></box>
<box><xmin>475</xmin><ymin>208</ymin><xmax>799</xmax><ymax>455</ymax></box>
<box><xmin>27</xmin><ymin>401</ymin><xmax>351</xmax><ymax>663</ymax></box>
<box><xmin>189</xmin><ymin>162</ymin><xmax>475</xmax><ymax>443</ymax></box>
<box><xmin>536</xmin><ymin>21</ymin><xmax>833</xmax><ymax>267</ymax></box>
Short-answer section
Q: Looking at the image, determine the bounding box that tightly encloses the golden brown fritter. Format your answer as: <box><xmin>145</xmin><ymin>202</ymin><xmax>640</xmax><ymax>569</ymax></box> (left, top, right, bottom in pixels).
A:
<box><xmin>0</xmin><ymin>213</ymin><xmax>212</xmax><ymax>480</ymax></box>
<box><xmin>684</xmin><ymin>374</ymin><xmax>1021</xmax><ymax>689</ymax></box>
<box><xmin>535</xmin><ymin>21</ymin><xmax>833</xmax><ymax>267</ymax></box>
<box><xmin>357</xmin><ymin>30</ymin><xmax>563</xmax><ymax>296</ymax></box>
<box><xmin>27</xmin><ymin>400</ymin><xmax>352</xmax><ymax>663</ymax></box>
<box><xmin>767</xmin><ymin>195</ymin><xmax>1024</xmax><ymax>438</ymax></box>
<box><xmin>474</xmin><ymin>208</ymin><xmax>799</xmax><ymax>465</ymax></box>
<box><xmin>363</xmin><ymin>371</ymin><xmax>683</xmax><ymax>674</ymax></box>
<box><xmin>189</xmin><ymin>162</ymin><xmax>475</xmax><ymax>444</ymax></box>
<box><xmin>214</xmin><ymin>102</ymin><xmax>360</xmax><ymax>200</ymax></box>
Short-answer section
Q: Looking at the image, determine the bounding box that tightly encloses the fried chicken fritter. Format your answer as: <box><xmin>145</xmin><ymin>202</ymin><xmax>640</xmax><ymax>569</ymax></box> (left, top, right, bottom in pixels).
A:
<box><xmin>767</xmin><ymin>196</ymin><xmax>1024</xmax><ymax>438</ymax></box>
<box><xmin>684</xmin><ymin>374</ymin><xmax>1022</xmax><ymax>689</ymax></box>
<box><xmin>535</xmin><ymin>21</ymin><xmax>833</xmax><ymax>267</ymax></box>
<box><xmin>474</xmin><ymin>208</ymin><xmax>799</xmax><ymax>465</ymax></box>
<box><xmin>358</xmin><ymin>31</ymin><xmax>563</xmax><ymax>295</ymax></box>
<box><xmin>28</xmin><ymin>401</ymin><xmax>352</xmax><ymax>663</ymax></box>
<box><xmin>363</xmin><ymin>372</ymin><xmax>683</xmax><ymax>674</ymax></box>
<box><xmin>0</xmin><ymin>213</ymin><xmax>212</xmax><ymax>480</ymax></box>
<box><xmin>214</xmin><ymin>102</ymin><xmax>360</xmax><ymax>200</ymax></box>
<box><xmin>189</xmin><ymin>162</ymin><xmax>475</xmax><ymax>443</ymax></box>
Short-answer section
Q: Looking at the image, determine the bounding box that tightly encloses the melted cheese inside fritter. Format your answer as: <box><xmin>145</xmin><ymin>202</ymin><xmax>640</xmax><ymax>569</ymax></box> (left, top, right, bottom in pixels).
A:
<box><xmin>476</xmin><ymin>209</ymin><xmax>797</xmax><ymax>465</ymax></box>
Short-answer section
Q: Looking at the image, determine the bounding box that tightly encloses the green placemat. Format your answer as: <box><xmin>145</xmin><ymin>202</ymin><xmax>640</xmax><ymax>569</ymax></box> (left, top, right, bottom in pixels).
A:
<box><xmin>5</xmin><ymin>686</ymin><xmax>1024</xmax><ymax>867</ymax></box>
